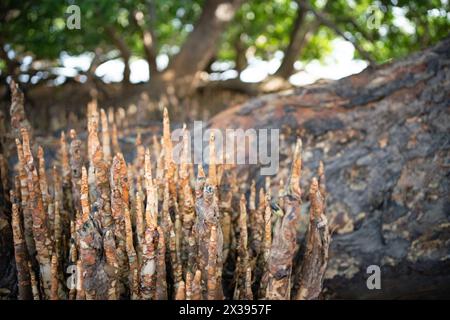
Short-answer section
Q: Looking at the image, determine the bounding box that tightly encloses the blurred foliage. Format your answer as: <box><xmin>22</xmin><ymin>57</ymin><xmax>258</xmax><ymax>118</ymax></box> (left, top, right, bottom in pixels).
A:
<box><xmin>0</xmin><ymin>0</ymin><xmax>449</xmax><ymax>77</ymax></box>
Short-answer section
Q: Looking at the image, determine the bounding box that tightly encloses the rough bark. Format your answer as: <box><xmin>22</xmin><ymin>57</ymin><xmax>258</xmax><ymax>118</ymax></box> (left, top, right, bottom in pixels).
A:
<box><xmin>0</xmin><ymin>187</ymin><xmax>15</xmax><ymax>300</ymax></box>
<box><xmin>11</xmin><ymin>196</ymin><xmax>32</xmax><ymax>300</ymax></box>
<box><xmin>296</xmin><ymin>175</ymin><xmax>330</xmax><ymax>300</ymax></box>
<box><xmin>9</xmin><ymin>80</ymin><xmax>32</xmax><ymax>141</ymax></box>
<box><xmin>209</xmin><ymin>38</ymin><xmax>450</xmax><ymax>299</ymax></box>
<box><xmin>264</xmin><ymin>139</ymin><xmax>303</xmax><ymax>300</ymax></box>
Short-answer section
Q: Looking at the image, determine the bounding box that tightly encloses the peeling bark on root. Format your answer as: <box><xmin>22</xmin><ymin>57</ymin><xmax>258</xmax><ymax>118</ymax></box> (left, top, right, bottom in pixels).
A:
<box><xmin>295</xmin><ymin>178</ymin><xmax>330</xmax><ymax>300</ymax></box>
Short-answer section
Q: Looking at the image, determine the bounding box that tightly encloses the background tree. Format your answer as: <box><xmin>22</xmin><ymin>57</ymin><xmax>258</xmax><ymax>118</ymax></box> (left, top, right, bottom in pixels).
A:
<box><xmin>0</xmin><ymin>0</ymin><xmax>448</xmax><ymax>97</ymax></box>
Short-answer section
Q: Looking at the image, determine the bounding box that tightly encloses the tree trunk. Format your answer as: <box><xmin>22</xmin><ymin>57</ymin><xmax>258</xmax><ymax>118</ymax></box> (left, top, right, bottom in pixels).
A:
<box><xmin>131</xmin><ymin>10</ymin><xmax>158</xmax><ymax>77</ymax></box>
<box><xmin>105</xmin><ymin>26</ymin><xmax>131</xmax><ymax>85</ymax></box>
<box><xmin>274</xmin><ymin>1</ymin><xmax>308</xmax><ymax>79</ymax></box>
<box><xmin>275</xmin><ymin>0</ymin><xmax>332</xmax><ymax>79</ymax></box>
<box><xmin>209</xmin><ymin>38</ymin><xmax>450</xmax><ymax>299</ymax></box>
<box><xmin>160</xmin><ymin>0</ymin><xmax>244</xmax><ymax>95</ymax></box>
<box><xmin>234</xmin><ymin>34</ymin><xmax>247</xmax><ymax>74</ymax></box>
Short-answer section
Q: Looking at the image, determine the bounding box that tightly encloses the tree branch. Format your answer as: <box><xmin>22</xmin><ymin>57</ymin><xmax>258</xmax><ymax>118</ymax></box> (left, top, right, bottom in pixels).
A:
<box><xmin>275</xmin><ymin>0</ymin><xmax>333</xmax><ymax>79</ymax></box>
<box><xmin>131</xmin><ymin>10</ymin><xmax>158</xmax><ymax>76</ymax></box>
<box><xmin>301</xmin><ymin>0</ymin><xmax>375</xmax><ymax>65</ymax></box>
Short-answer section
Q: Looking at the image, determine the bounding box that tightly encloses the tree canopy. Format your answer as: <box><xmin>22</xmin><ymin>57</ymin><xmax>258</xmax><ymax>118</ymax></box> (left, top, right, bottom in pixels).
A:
<box><xmin>0</xmin><ymin>0</ymin><xmax>449</xmax><ymax>91</ymax></box>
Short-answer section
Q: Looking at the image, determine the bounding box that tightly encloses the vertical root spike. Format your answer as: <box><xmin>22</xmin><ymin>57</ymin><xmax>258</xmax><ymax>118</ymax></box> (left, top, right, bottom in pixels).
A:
<box><xmin>191</xmin><ymin>270</ymin><xmax>202</xmax><ymax>300</ymax></box>
<box><xmin>11</xmin><ymin>200</ymin><xmax>32</xmax><ymax>300</ymax></box>
<box><xmin>207</xmin><ymin>225</ymin><xmax>218</xmax><ymax>300</ymax></box>
<box><xmin>175</xmin><ymin>281</ymin><xmax>186</xmax><ymax>300</ymax></box>
<box><xmin>287</xmin><ymin>138</ymin><xmax>302</xmax><ymax>198</ymax></box>
<box><xmin>50</xmin><ymin>254</ymin><xmax>59</xmax><ymax>300</ymax></box>
<box><xmin>100</xmin><ymin>108</ymin><xmax>112</xmax><ymax>163</ymax></box>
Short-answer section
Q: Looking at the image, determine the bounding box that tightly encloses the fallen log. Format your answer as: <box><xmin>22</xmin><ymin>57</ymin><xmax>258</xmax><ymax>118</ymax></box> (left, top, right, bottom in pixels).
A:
<box><xmin>209</xmin><ymin>38</ymin><xmax>450</xmax><ymax>299</ymax></box>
